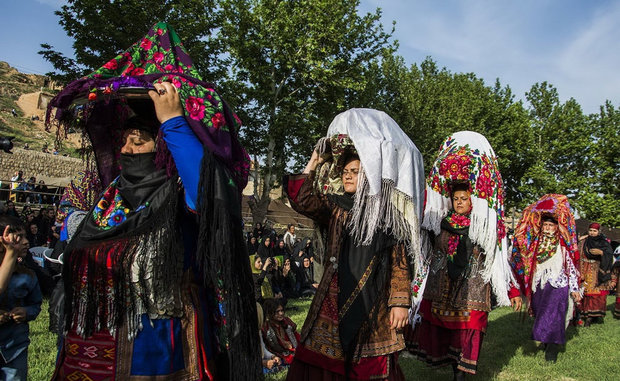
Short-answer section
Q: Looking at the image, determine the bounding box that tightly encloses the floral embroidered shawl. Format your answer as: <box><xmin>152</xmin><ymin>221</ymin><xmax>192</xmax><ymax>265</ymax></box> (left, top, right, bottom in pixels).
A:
<box><xmin>45</xmin><ymin>21</ymin><xmax>249</xmax><ymax>191</ymax></box>
<box><xmin>510</xmin><ymin>194</ymin><xmax>580</xmax><ymax>297</ymax></box>
<box><xmin>423</xmin><ymin>131</ymin><xmax>514</xmax><ymax>306</ymax></box>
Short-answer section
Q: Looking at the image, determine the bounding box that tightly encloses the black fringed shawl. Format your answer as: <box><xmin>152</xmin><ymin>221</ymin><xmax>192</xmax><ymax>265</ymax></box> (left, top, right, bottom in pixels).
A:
<box><xmin>63</xmin><ymin>170</ymin><xmax>183</xmax><ymax>339</ymax></box>
<box><xmin>196</xmin><ymin>150</ymin><xmax>262</xmax><ymax>380</ymax></box>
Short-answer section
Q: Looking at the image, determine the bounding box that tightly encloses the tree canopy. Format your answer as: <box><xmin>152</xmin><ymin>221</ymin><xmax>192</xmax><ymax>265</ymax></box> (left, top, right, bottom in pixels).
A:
<box><xmin>40</xmin><ymin>0</ymin><xmax>620</xmax><ymax>227</ymax></box>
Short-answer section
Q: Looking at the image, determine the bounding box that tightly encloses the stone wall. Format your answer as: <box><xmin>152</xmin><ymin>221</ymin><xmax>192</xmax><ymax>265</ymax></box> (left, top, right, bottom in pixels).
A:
<box><xmin>0</xmin><ymin>147</ymin><xmax>83</xmax><ymax>186</ymax></box>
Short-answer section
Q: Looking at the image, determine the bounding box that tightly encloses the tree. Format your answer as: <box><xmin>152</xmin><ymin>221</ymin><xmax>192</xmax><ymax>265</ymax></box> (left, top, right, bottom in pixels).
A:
<box><xmin>39</xmin><ymin>0</ymin><xmax>226</xmax><ymax>84</ymax></box>
<box><xmin>219</xmin><ymin>0</ymin><xmax>394</xmax><ymax>225</ymax></box>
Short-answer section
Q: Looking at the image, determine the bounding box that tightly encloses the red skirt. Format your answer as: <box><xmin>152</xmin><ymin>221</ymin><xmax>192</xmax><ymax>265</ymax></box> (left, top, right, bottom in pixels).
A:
<box><xmin>286</xmin><ymin>351</ymin><xmax>405</xmax><ymax>381</ymax></box>
<box><xmin>581</xmin><ymin>293</ymin><xmax>608</xmax><ymax>318</ymax></box>
<box><xmin>405</xmin><ymin>300</ymin><xmax>487</xmax><ymax>374</ymax></box>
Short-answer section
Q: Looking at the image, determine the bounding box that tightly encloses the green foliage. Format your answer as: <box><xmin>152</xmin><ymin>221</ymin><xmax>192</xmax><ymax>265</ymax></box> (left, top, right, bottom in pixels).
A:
<box><xmin>219</xmin><ymin>0</ymin><xmax>394</xmax><ymax>222</ymax></box>
<box><xmin>38</xmin><ymin>1</ymin><xmax>619</xmax><ymax>225</ymax></box>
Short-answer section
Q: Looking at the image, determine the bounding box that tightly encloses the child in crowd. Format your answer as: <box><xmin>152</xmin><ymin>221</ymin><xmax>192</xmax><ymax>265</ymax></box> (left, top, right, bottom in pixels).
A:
<box><xmin>0</xmin><ymin>215</ymin><xmax>42</xmax><ymax>380</ymax></box>
<box><xmin>257</xmin><ymin>302</ymin><xmax>285</xmax><ymax>375</ymax></box>
<box><xmin>261</xmin><ymin>298</ymin><xmax>300</xmax><ymax>365</ymax></box>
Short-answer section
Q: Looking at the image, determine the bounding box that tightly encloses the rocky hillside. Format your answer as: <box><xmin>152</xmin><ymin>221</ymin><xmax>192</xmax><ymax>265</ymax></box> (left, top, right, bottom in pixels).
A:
<box><xmin>0</xmin><ymin>61</ymin><xmax>79</xmax><ymax>154</ymax></box>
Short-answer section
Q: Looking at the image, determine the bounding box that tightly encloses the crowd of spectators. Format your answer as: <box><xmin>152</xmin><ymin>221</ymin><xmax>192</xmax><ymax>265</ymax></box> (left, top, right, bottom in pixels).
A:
<box><xmin>248</xmin><ymin>222</ymin><xmax>317</xmax><ymax>373</ymax></box>
<box><xmin>6</xmin><ymin>170</ymin><xmax>53</xmax><ymax>204</ymax></box>
<box><xmin>249</xmin><ymin>222</ymin><xmax>319</xmax><ymax>305</ymax></box>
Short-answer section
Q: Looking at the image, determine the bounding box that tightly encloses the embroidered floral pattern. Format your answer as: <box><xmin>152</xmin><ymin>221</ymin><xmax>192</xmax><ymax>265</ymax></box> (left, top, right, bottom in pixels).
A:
<box><xmin>428</xmin><ymin>138</ymin><xmax>507</xmax><ymax>247</ymax></box>
<box><xmin>510</xmin><ymin>194</ymin><xmax>580</xmax><ymax>297</ymax></box>
<box><xmin>444</xmin><ymin>212</ymin><xmax>471</xmax><ymax>262</ymax></box>
<box><xmin>91</xmin><ymin>179</ymin><xmax>147</xmax><ymax>230</ymax></box>
<box><xmin>83</xmin><ymin>22</ymin><xmax>250</xmax><ymax>190</ymax></box>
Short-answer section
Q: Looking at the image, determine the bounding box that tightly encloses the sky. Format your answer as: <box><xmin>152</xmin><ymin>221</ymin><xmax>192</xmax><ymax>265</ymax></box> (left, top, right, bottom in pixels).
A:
<box><xmin>1</xmin><ymin>0</ymin><xmax>618</xmax><ymax>114</ymax></box>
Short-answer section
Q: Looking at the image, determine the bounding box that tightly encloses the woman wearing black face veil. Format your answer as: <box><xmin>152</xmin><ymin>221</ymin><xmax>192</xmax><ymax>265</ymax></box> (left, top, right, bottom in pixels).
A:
<box><xmin>48</xmin><ymin>23</ymin><xmax>260</xmax><ymax>380</ymax></box>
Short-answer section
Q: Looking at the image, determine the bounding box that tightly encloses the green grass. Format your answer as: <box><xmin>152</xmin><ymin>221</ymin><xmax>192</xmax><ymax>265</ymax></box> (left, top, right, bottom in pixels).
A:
<box><xmin>29</xmin><ymin>297</ymin><xmax>620</xmax><ymax>380</ymax></box>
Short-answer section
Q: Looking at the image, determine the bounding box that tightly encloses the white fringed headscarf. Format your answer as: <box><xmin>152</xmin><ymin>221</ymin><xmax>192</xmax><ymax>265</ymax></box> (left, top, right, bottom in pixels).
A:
<box><xmin>422</xmin><ymin>131</ymin><xmax>515</xmax><ymax>306</ymax></box>
<box><xmin>315</xmin><ymin>108</ymin><xmax>426</xmax><ymax>276</ymax></box>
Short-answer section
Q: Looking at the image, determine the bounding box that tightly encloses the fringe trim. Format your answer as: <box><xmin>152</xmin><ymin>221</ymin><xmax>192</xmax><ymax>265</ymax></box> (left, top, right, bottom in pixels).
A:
<box><xmin>422</xmin><ymin>189</ymin><xmax>515</xmax><ymax>306</ymax></box>
<box><xmin>69</xmin><ymin>189</ymin><xmax>184</xmax><ymax>340</ymax></box>
<box><xmin>532</xmin><ymin>245</ymin><xmax>564</xmax><ymax>292</ymax></box>
<box><xmin>348</xmin><ymin>169</ymin><xmax>421</xmax><ymax>262</ymax></box>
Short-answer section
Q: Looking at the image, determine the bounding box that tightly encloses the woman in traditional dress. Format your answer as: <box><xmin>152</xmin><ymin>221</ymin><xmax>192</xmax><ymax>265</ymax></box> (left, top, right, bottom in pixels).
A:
<box><xmin>407</xmin><ymin>131</ymin><xmax>521</xmax><ymax>379</ymax></box>
<box><xmin>46</xmin><ymin>23</ymin><xmax>260</xmax><ymax>380</ymax></box>
<box><xmin>261</xmin><ymin>298</ymin><xmax>300</xmax><ymax>365</ymax></box>
<box><xmin>284</xmin><ymin>108</ymin><xmax>425</xmax><ymax>380</ymax></box>
<box><xmin>578</xmin><ymin>222</ymin><xmax>614</xmax><ymax>326</ymax></box>
<box><xmin>510</xmin><ymin>195</ymin><xmax>581</xmax><ymax>362</ymax></box>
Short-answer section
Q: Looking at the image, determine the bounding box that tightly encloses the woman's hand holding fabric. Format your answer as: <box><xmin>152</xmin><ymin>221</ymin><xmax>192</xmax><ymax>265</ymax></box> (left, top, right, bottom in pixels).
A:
<box><xmin>571</xmin><ymin>291</ymin><xmax>582</xmax><ymax>303</ymax></box>
<box><xmin>389</xmin><ymin>306</ymin><xmax>408</xmax><ymax>329</ymax></box>
<box><xmin>510</xmin><ymin>296</ymin><xmax>522</xmax><ymax>312</ymax></box>
<box><xmin>149</xmin><ymin>82</ymin><xmax>184</xmax><ymax>124</ymax></box>
<box><xmin>303</xmin><ymin>150</ymin><xmax>324</xmax><ymax>174</ymax></box>
<box><xmin>589</xmin><ymin>248</ymin><xmax>603</xmax><ymax>256</ymax></box>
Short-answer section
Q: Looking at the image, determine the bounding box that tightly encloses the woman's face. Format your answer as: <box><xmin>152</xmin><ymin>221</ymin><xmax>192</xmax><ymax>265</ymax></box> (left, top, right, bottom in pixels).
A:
<box><xmin>250</xmin><ymin>237</ymin><xmax>256</xmax><ymax>244</ymax></box>
<box><xmin>588</xmin><ymin>228</ymin><xmax>599</xmax><ymax>237</ymax></box>
<box><xmin>542</xmin><ymin>221</ymin><xmax>558</xmax><ymax>235</ymax></box>
<box><xmin>120</xmin><ymin>129</ymin><xmax>156</xmax><ymax>154</ymax></box>
<box><xmin>342</xmin><ymin>159</ymin><xmax>360</xmax><ymax>194</ymax></box>
<box><xmin>272</xmin><ymin>305</ymin><xmax>285</xmax><ymax>322</ymax></box>
<box><xmin>284</xmin><ymin>258</ymin><xmax>291</xmax><ymax>267</ymax></box>
<box><xmin>264</xmin><ymin>237</ymin><xmax>270</xmax><ymax>247</ymax></box>
<box><xmin>278</xmin><ymin>241</ymin><xmax>285</xmax><ymax>249</ymax></box>
<box><xmin>303</xmin><ymin>257</ymin><xmax>310</xmax><ymax>268</ymax></box>
<box><xmin>254</xmin><ymin>257</ymin><xmax>263</xmax><ymax>270</ymax></box>
<box><xmin>451</xmin><ymin>190</ymin><xmax>472</xmax><ymax>215</ymax></box>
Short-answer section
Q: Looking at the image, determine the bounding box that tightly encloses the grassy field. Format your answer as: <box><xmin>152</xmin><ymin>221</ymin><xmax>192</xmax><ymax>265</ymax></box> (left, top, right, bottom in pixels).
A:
<box><xmin>29</xmin><ymin>296</ymin><xmax>619</xmax><ymax>380</ymax></box>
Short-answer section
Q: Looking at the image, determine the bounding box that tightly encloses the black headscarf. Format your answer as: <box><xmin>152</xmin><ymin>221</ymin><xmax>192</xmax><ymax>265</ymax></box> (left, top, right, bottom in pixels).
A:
<box><xmin>440</xmin><ymin>218</ymin><xmax>474</xmax><ymax>281</ymax></box>
<box><xmin>257</xmin><ymin>237</ymin><xmax>273</xmax><ymax>261</ymax></box>
<box><xmin>584</xmin><ymin>234</ymin><xmax>614</xmax><ymax>284</ymax></box>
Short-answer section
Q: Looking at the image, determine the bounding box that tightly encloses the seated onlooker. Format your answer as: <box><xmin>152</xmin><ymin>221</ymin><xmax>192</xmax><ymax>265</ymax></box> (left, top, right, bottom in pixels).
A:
<box><xmin>247</xmin><ymin>236</ymin><xmax>259</xmax><ymax>257</ymax></box>
<box><xmin>257</xmin><ymin>236</ymin><xmax>273</xmax><ymax>262</ymax></box>
<box><xmin>256</xmin><ymin>302</ymin><xmax>284</xmax><ymax>375</ymax></box>
<box><xmin>276</xmin><ymin>257</ymin><xmax>298</xmax><ymax>299</ymax></box>
<box><xmin>251</xmin><ymin>255</ymin><xmax>274</xmax><ymax>303</ymax></box>
<box><xmin>261</xmin><ymin>298</ymin><xmax>300</xmax><ymax>365</ymax></box>
<box><xmin>273</xmin><ymin>239</ymin><xmax>290</xmax><ymax>259</ymax></box>
<box><xmin>299</xmin><ymin>257</ymin><xmax>318</xmax><ymax>297</ymax></box>
<box><xmin>26</xmin><ymin>223</ymin><xmax>45</xmax><ymax>247</ymax></box>
<box><xmin>5</xmin><ymin>202</ymin><xmax>19</xmax><ymax>218</ymax></box>
<box><xmin>282</xmin><ymin>224</ymin><xmax>296</xmax><ymax>252</ymax></box>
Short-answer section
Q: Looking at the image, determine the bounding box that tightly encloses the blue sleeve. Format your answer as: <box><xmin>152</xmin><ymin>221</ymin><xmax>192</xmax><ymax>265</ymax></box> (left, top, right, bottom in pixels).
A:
<box><xmin>25</xmin><ymin>277</ymin><xmax>42</xmax><ymax>322</ymax></box>
<box><xmin>160</xmin><ymin>116</ymin><xmax>204</xmax><ymax>211</ymax></box>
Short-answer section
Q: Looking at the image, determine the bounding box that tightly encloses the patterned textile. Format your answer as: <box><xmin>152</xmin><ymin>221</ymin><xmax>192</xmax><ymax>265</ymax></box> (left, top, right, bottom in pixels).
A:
<box><xmin>57</xmin><ymin>331</ymin><xmax>116</xmax><ymax>381</ymax></box>
<box><xmin>57</xmin><ymin>170</ymin><xmax>102</xmax><ymax>224</ymax></box>
<box><xmin>444</xmin><ymin>212</ymin><xmax>471</xmax><ymax>263</ymax></box>
<box><xmin>423</xmin><ymin>131</ymin><xmax>513</xmax><ymax>306</ymax></box>
<box><xmin>45</xmin><ymin>22</ymin><xmax>249</xmax><ymax>191</ymax></box>
<box><xmin>510</xmin><ymin>194</ymin><xmax>580</xmax><ymax>299</ymax></box>
<box><xmin>287</xmin><ymin>351</ymin><xmax>405</xmax><ymax>381</ymax></box>
<box><xmin>580</xmin><ymin>294</ymin><xmax>607</xmax><ymax>318</ymax></box>
<box><xmin>91</xmin><ymin>178</ymin><xmax>142</xmax><ymax>229</ymax></box>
